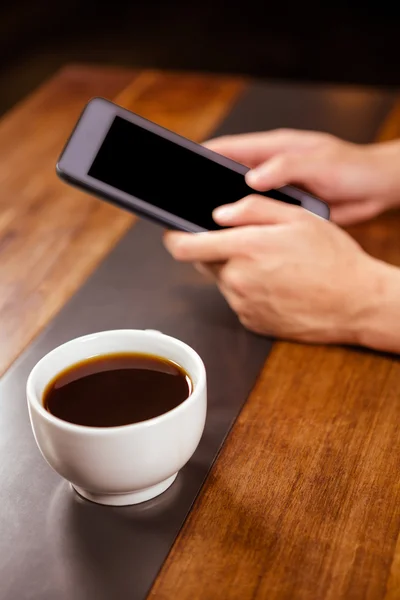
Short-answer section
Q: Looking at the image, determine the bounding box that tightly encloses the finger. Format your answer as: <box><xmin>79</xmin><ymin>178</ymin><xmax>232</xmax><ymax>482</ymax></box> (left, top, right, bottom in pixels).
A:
<box><xmin>330</xmin><ymin>199</ymin><xmax>382</xmax><ymax>226</ymax></box>
<box><xmin>204</xmin><ymin>130</ymin><xmax>327</xmax><ymax>167</ymax></box>
<box><xmin>245</xmin><ymin>152</ymin><xmax>321</xmax><ymax>192</ymax></box>
<box><xmin>213</xmin><ymin>195</ymin><xmax>308</xmax><ymax>227</ymax></box>
<box><xmin>163</xmin><ymin>228</ymin><xmax>254</xmax><ymax>263</ymax></box>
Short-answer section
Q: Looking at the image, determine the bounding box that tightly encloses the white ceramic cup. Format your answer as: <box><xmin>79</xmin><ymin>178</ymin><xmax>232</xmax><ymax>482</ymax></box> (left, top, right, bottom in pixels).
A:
<box><xmin>27</xmin><ymin>329</ymin><xmax>207</xmax><ymax>506</ymax></box>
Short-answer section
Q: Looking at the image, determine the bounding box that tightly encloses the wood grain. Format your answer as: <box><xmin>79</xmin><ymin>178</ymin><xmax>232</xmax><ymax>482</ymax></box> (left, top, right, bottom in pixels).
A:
<box><xmin>0</xmin><ymin>66</ymin><xmax>244</xmax><ymax>377</ymax></box>
<box><xmin>150</xmin><ymin>99</ymin><xmax>400</xmax><ymax>598</ymax></box>
<box><xmin>152</xmin><ymin>345</ymin><xmax>400</xmax><ymax>600</ymax></box>
<box><xmin>3</xmin><ymin>65</ymin><xmax>400</xmax><ymax>600</ymax></box>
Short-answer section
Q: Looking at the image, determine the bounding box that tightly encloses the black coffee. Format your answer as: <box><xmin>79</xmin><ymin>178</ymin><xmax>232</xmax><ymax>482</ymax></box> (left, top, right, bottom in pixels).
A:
<box><xmin>43</xmin><ymin>352</ymin><xmax>192</xmax><ymax>427</ymax></box>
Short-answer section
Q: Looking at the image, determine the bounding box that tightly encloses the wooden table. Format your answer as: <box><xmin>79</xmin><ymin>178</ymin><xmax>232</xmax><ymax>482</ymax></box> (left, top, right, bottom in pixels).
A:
<box><xmin>1</xmin><ymin>65</ymin><xmax>400</xmax><ymax>600</ymax></box>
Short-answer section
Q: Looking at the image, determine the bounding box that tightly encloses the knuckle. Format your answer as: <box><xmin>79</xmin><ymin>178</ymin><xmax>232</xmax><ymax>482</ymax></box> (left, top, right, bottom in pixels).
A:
<box><xmin>238</xmin><ymin>312</ymin><xmax>256</xmax><ymax>332</ymax></box>
<box><xmin>244</xmin><ymin>195</ymin><xmax>261</xmax><ymax>209</ymax></box>
<box><xmin>273</xmin><ymin>153</ymin><xmax>292</xmax><ymax>173</ymax></box>
<box><xmin>239</xmin><ymin>195</ymin><xmax>261</xmax><ymax>214</ymax></box>
<box><xmin>238</xmin><ymin>304</ymin><xmax>253</xmax><ymax>321</ymax></box>
<box><xmin>227</xmin><ymin>293</ymin><xmax>245</xmax><ymax>314</ymax></box>
<box><xmin>221</xmin><ymin>265</ymin><xmax>248</xmax><ymax>296</ymax></box>
<box><xmin>310</xmin><ymin>171</ymin><xmax>334</xmax><ymax>197</ymax></box>
<box><xmin>238</xmin><ymin>309</ymin><xmax>268</xmax><ymax>336</ymax></box>
<box><xmin>238</xmin><ymin>313</ymin><xmax>250</xmax><ymax>328</ymax></box>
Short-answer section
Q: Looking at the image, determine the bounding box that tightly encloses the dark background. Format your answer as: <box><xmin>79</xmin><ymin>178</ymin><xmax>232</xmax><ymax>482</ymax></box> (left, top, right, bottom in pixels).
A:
<box><xmin>1</xmin><ymin>0</ymin><xmax>399</xmax><ymax>116</ymax></box>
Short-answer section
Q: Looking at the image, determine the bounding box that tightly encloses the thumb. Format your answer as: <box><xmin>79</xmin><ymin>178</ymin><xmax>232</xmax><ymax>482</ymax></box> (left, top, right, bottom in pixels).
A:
<box><xmin>245</xmin><ymin>153</ymin><xmax>319</xmax><ymax>193</ymax></box>
<box><xmin>213</xmin><ymin>195</ymin><xmax>308</xmax><ymax>227</ymax></box>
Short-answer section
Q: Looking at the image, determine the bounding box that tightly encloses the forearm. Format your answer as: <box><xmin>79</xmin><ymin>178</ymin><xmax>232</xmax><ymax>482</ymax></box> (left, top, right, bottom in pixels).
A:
<box><xmin>354</xmin><ymin>259</ymin><xmax>400</xmax><ymax>354</ymax></box>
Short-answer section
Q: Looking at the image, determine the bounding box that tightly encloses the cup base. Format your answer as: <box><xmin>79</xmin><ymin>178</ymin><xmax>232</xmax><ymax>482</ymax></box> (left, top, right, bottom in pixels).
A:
<box><xmin>72</xmin><ymin>473</ymin><xmax>178</xmax><ymax>506</ymax></box>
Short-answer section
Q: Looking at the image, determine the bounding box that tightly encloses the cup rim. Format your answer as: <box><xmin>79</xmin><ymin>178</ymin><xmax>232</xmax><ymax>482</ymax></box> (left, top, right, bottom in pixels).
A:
<box><xmin>26</xmin><ymin>329</ymin><xmax>206</xmax><ymax>435</ymax></box>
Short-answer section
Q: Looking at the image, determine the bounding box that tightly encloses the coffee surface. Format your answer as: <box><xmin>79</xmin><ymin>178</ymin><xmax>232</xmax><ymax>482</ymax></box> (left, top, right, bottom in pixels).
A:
<box><xmin>43</xmin><ymin>352</ymin><xmax>192</xmax><ymax>427</ymax></box>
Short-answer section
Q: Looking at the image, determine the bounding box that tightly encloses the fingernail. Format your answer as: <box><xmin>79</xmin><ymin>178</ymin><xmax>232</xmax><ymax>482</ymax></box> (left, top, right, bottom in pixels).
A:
<box><xmin>213</xmin><ymin>204</ymin><xmax>235</xmax><ymax>221</ymax></box>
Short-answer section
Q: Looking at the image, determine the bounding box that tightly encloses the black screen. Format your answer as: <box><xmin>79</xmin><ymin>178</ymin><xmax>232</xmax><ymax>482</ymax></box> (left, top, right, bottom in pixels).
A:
<box><xmin>89</xmin><ymin>116</ymin><xmax>300</xmax><ymax>230</ymax></box>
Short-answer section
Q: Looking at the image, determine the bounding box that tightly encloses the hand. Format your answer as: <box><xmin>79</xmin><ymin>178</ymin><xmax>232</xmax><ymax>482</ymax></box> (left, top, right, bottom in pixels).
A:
<box><xmin>205</xmin><ymin>130</ymin><xmax>400</xmax><ymax>225</ymax></box>
<box><xmin>164</xmin><ymin>196</ymin><xmax>383</xmax><ymax>346</ymax></box>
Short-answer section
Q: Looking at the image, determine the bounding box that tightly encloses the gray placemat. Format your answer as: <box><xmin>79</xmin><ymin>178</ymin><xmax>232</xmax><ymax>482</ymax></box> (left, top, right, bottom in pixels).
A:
<box><xmin>0</xmin><ymin>218</ymin><xmax>271</xmax><ymax>600</ymax></box>
<box><xmin>0</xmin><ymin>79</ymin><xmax>395</xmax><ymax>600</ymax></box>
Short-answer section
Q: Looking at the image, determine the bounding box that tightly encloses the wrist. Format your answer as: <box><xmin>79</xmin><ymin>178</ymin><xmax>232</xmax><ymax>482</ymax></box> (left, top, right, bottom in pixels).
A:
<box><xmin>350</xmin><ymin>257</ymin><xmax>400</xmax><ymax>353</ymax></box>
